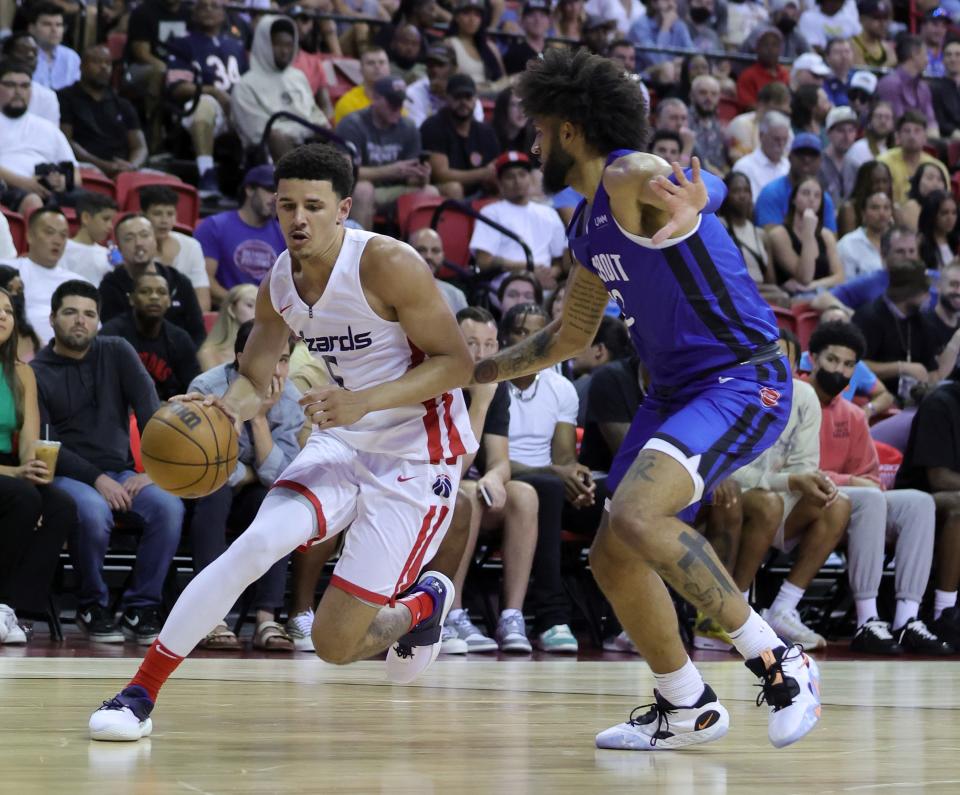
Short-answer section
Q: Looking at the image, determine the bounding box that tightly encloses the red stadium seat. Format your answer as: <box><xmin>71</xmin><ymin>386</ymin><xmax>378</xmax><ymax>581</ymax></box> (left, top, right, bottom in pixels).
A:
<box><xmin>116</xmin><ymin>172</ymin><xmax>200</xmax><ymax>229</ymax></box>
<box><xmin>717</xmin><ymin>97</ymin><xmax>741</xmax><ymax>125</ymax></box>
<box><xmin>203</xmin><ymin>311</ymin><xmax>218</xmax><ymax>334</ymax></box>
<box><xmin>78</xmin><ymin>169</ymin><xmax>118</xmax><ymax>201</ymax></box>
<box><xmin>1</xmin><ymin>207</ymin><xmax>26</xmax><ymax>254</ymax></box>
<box><xmin>405</xmin><ymin>200</ymin><xmax>476</xmax><ymax>270</ymax></box>
<box><xmin>794</xmin><ymin>309</ymin><xmax>820</xmax><ymax>351</ymax></box>
<box><xmin>396</xmin><ymin>191</ymin><xmax>443</xmax><ymax>239</ymax></box>
<box><xmin>771</xmin><ymin>305</ymin><xmax>797</xmax><ymax>336</ymax></box>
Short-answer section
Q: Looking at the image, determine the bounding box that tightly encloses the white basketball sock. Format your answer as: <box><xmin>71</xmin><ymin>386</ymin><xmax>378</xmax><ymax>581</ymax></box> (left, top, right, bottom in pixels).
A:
<box><xmin>855</xmin><ymin>597</ymin><xmax>879</xmax><ymax>628</ymax></box>
<box><xmin>729</xmin><ymin>608</ymin><xmax>783</xmax><ymax>660</ymax></box>
<box><xmin>933</xmin><ymin>590</ymin><xmax>957</xmax><ymax>621</ymax></box>
<box><xmin>893</xmin><ymin>599</ymin><xmax>920</xmax><ymax>631</ymax></box>
<box><xmin>768</xmin><ymin>580</ymin><xmax>805</xmax><ymax>617</ymax></box>
<box><xmin>653</xmin><ymin>657</ymin><xmax>704</xmax><ymax>707</ymax></box>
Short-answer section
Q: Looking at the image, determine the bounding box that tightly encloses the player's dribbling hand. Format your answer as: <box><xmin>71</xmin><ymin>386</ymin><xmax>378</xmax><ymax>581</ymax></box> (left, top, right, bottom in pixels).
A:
<box><xmin>648</xmin><ymin>157</ymin><xmax>708</xmax><ymax>246</ymax></box>
<box><xmin>170</xmin><ymin>392</ymin><xmax>243</xmax><ymax>436</ymax></box>
<box><xmin>300</xmin><ymin>385</ymin><xmax>370</xmax><ymax>429</ymax></box>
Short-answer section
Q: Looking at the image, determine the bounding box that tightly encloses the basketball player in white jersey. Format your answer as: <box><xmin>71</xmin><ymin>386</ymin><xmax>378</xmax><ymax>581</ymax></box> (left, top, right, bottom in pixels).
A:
<box><xmin>88</xmin><ymin>144</ymin><xmax>478</xmax><ymax>741</ymax></box>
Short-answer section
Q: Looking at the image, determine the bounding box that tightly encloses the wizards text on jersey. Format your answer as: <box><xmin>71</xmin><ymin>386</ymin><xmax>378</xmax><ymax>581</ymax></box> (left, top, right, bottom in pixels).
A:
<box><xmin>299</xmin><ymin>326</ymin><xmax>373</xmax><ymax>354</ymax></box>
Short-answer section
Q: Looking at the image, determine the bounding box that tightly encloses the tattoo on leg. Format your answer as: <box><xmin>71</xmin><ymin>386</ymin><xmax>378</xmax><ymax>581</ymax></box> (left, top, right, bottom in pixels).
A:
<box><xmin>653</xmin><ymin>563</ymin><xmax>727</xmax><ymax>614</ymax></box>
<box><xmin>625</xmin><ymin>450</ymin><xmax>659</xmax><ymax>484</ymax></box>
<box><xmin>677</xmin><ymin>530</ymin><xmax>736</xmax><ymax>596</ymax></box>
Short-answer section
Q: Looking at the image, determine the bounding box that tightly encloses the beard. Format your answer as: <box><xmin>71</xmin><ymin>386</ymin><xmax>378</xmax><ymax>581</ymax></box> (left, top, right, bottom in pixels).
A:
<box><xmin>940</xmin><ymin>293</ymin><xmax>960</xmax><ymax>314</ymax></box>
<box><xmin>55</xmin><ymin>328</ymin><xmax>92</xmax><ymax>352</ymax></box>
<box><xmin>541</xmin><ymin>144</ymin><xmax>575</xmax><ymax>194</ymax></box>
<box><xmin>1</xmin><ymin>104</ymin><xmax>27</xmax><ymax>119</ymax></box>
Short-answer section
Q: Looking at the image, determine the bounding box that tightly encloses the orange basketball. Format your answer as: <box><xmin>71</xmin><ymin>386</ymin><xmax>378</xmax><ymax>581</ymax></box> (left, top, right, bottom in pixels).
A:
<box><xmin>140</xmin><ymin>402</ymin><xmax>239</xmax><ymax>498</ymax></box>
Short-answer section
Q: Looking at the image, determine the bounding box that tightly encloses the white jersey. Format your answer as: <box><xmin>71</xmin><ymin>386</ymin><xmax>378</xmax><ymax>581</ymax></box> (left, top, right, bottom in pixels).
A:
<box><xmin>269</xmin><ymin>228</ymin><xmax>477</xmax><ymax>462</ymax></box>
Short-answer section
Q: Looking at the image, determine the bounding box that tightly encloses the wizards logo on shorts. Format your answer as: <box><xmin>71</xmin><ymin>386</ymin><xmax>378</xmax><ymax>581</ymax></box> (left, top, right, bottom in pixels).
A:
<box><xmin>759</xmin><ymin>387</ymin><xmax>781</xmax><ymax>408</ymax></box>
<box><xmin>432</xmin><ymin>474</ymin><xmax>452</xmax><ymax>498</ymax></box>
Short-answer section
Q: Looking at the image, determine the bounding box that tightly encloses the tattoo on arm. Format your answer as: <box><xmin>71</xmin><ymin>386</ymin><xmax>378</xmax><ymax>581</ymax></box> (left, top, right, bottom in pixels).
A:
<box><xmin>473</xmin><ymin>324</ymin><xmax>560</xmax><ymax>383</ymax></box>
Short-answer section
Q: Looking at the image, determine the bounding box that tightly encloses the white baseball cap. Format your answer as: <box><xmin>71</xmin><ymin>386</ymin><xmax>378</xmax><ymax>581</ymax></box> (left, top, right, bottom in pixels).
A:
<box><xmin>791</xmin><ymin>52</ymin><xmax>832</xmax><ymax>78</ymax></box>
<box><xmin>826</xmin><ymin>105</ymin><xmax>859</xmax><ymax>130</ymax></box>
<box><xmin>850</xmin><ymin>70</ymin><xmax>879</xmax><ymax>95</ymax></box>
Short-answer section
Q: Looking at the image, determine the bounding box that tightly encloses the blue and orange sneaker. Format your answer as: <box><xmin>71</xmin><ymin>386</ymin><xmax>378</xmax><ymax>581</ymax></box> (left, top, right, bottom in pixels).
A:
<box><xmin>746</xmin><ymin>644</ymin><xmax>822</xmax><ymax>748</ymax></box>
<box><xmin>89</xmin><ymin>685</ymin><xmax>155</xmax><ymax>742</ymax></box>
<box><xmin>386</xmin><ymin>571</ymin><xmax>455</xmax><ymax>684</ymax></box>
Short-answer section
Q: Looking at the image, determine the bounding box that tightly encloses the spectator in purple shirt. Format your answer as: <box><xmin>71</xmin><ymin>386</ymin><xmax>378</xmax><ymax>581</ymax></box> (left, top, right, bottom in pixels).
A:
<box><xmin>876</xmin><ymin>34</ymin><xmax>940</xmax><ymax>138</ymax></box>
<box><xmin>194</xmin><ymin>164</ymin><xmax>285</xmax><ymax>306</ymax></box>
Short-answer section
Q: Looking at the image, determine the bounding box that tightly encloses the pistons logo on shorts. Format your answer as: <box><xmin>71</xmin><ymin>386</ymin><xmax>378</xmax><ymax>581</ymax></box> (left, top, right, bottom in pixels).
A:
<box><xmin>432</xmin><ymin>474</ymin><xmax>452</xmax><ymax>498</ymax></box>
<box><xmin>759</xmin><ymin>387</ymin><xmax>781</xmax><ymax>408</ymax></box>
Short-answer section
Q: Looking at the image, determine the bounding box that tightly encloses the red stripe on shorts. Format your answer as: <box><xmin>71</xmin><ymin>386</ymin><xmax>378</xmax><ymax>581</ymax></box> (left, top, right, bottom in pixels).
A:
<box><xmin>273</xmin><ymin>479</ymin><xmax>327</xmax><ymax>542</ymax></box>
<box><xmin>441</xmin><ymin>391</ymin><xmax>466</xmax><ymax>458</ymax></box>
<box><xmin>330</xmin><ymin>575</ymin><xmax>390</xmax><ymax>605</ymax></box>
<box><xmin>408</xmin><ymin>340</ymin><xmax>444</xmax><ymax>463</ymax></box>
<box><xmin>403</xmin><ymin>505</ymin><xmax>450</xmax><ymax>595</ymax></box>
<box><xmin>391</xmin><ymin>505</ymin><xmax>437</xmax><ymax>605</ymax></box>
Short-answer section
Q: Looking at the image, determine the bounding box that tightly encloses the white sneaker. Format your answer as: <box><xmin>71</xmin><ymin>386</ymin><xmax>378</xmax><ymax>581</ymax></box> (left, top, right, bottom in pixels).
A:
<box><xmin>746</xmin><ymin>645</ymin><xmax>822</xmax><ymax>748</ymax></box>
<box><xmin>89</xmin><ymin>685</ymin><xmax>155</xmax><ymax>742</ymax></box>
<box><xmin>495</xmin><ymin>612</ymin><xmax>532</xmax><ymax>653</ymax></box>
<box><xmin>385</xmin><ymin>571</ymin><xmax>455</xmax><ymax>684</ymax></box>
<box><xmin>446</xmin><ymin>610</ymin><xmax>498</xmax><ymax>652</ymax></box>
<box><xmin>440</xmin><ymin>624</ymin><xmax>468</xmax><ymax>654</ymax></box>
<box><xmin>602</xmin><ymin>631</ymin><xmax>639</xmax><ymax>655</ymax></box>
<box><xmin>535</xmin><ymin>624</ymin><xmax>578</xmax><ymax>653</ymax></box>
<box><xmin>0</xmin><ymin>604</ymin><xmax>26</xmax><ymax>644</ymax></box>
<box><xmin>762</xmin><ymin>607</ymin><xmax>827</xmax><ymax>650</ymax></box>
<box><xmin>285</xmin><ymin>610</ymin><xmax>315</xmax><ymax>652</ymax></box>
<box><xmin>596</xmin><ymin>684</ymin><xmax>729</xmax><ymax>751</ymax></box>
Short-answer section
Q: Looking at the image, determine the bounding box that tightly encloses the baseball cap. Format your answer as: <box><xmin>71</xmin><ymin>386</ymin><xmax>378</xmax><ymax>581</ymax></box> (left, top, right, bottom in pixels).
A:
<box><xmin>446</xmin><ymin>73</ymin><xmax>477</xmax><ymax>97</ymax></box>
<box><xmin>425</xmin><ymin>43</ymin><xmax>454</xmax><ymax>65</ymax></box>
<box><xmin>850</xmin><ymin>70</ymin><xmax>878</xmax><ymax>95</ymax></box>
<box><xmin>791</xmin><ymin>52</ymin><xmax>831</xmax><ymax>77</ymax></box>
<box><xmin>522</xmin><ymin>0</ymin><xmax>551</xmax><ymax>14</ymax></box>
<box><xmin>242</xmin><ymin>164</ymin><xmax>275</xmax><ymax>189</ymax></box>
<box><xmin>494</xmin><ymin>151</ymin><xmax>533</xmax><ymax>176</ymax></box>
<box><xmin>583</xmin><ymin>14</ymin><xmax>616</xmax><ymax>31</ymax></box>
<box><xmin>791</xmin><ymin>132</ymin><xmax>823</xmax><ymax>154</ymax></box>
<box><xmin>925</xmin><ymin>6</ymin><xmax>950</xmax><ymax>20</ymax></box>
<box><xmin>858</xmin><ymin>0</ymin><xmax>891</xmax><ymax>16</ymax></box>
<box><xmin>453</xmin><ymin>0</ymin><xmax>485</xmax><ymax>11</ymax></box>
<box><xmin>373</xmin><ymin>76</ymin><xmax>407</xmax><ymax>108</ymax></box>
<box><xmin>826</xmin><ymin>105</ymin><xmax>858</xmax><ymax>130</ymax></box>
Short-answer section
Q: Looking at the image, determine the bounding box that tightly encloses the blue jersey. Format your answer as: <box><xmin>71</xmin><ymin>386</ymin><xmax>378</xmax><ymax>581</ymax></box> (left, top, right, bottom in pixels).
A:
<box><xmin>567</xmin><ymin>149</ymin><xmax>780</xmax><ymax>388</ymax></box>
<box><xmin>166</xmin><ymin>31</ymin><xmax>248</xmax><ymax>92</ymax></box>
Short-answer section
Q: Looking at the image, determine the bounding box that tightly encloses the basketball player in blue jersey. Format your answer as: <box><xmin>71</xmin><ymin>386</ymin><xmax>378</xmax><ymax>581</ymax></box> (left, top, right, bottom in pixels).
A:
<box><xmin>473</xmin><ymin>49</ymin><xmax>823</xmax><ymax>751</ymax></box>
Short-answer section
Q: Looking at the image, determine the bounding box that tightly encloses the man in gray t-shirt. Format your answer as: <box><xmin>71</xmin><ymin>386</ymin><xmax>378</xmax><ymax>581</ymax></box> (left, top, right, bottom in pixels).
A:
<box><xmin>337</xmin><ymin>76</ymin><xmax>438</xmax><ymax>229</ymax></box>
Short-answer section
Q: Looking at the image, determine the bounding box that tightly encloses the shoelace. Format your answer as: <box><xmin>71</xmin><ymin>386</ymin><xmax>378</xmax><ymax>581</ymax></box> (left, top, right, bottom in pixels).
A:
<box><xmin>905</xmin><ymin>620</ymin><xmax>938</xmax><ymax>641</ymax></box>
<box><xmin>865</xmin><ymin>620</ymin><xmax>894</xmax><ymax>640</ymax></box>
<box><xmin>501</xmin><ymin>615</ymin><xmax>525</xmax><ymax>635</ymax></box>
<box><xmin>290</xmin><ymin>614</ymin><xmax>313</xmax><ymax>634</ymax></box>
<box><xmin>755</xmin><ymin>644</ymin><xmax>804</xmax><ymax>712</ymax></box>
<box><xmin>627</xmin><ymin>701</ymin><xmax>675</xmax><ymax>747</ymax></box>
<box><xmin>393</xmin><ymin>642</ymin><xmax>415</xmax><ymax>660</ymax></box>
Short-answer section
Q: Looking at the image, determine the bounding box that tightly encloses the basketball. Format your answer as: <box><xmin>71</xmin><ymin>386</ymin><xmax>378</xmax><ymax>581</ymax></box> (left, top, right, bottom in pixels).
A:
<box><xmin>140</xmin><ymin>401</ymin><xmax>239</xmax><ymax>498</ymax></box>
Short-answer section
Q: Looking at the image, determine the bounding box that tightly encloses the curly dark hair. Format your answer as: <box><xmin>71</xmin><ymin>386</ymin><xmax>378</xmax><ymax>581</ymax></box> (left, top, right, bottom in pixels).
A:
<box><xmin>515</xmin><ymin>48</ymin><xmax>649</xmax><ymax>155</ymax></box>
<box><xmin>275</xmin><ymin>143</ymin><xmax>355</xmax><ymax>199</ymax></box>
<box><xmin>809</xmin><ymin>320</ymin><xmax>866</xmax><ymax>361</ymax></box>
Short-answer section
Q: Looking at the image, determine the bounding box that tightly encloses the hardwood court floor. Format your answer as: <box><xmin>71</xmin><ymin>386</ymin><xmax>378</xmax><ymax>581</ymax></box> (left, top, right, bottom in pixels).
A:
<box><xmin>2</xmin><ymin>656</ymin><xmax>959</xmax><ymax>794</ymax></box>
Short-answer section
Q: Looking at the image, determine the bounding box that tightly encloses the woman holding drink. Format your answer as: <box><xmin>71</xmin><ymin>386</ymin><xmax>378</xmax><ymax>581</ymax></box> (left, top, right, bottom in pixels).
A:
<box><xmin>0</xmin><ymin>288</ymin><xmax>76</xmax><ymax>644</ymax></box>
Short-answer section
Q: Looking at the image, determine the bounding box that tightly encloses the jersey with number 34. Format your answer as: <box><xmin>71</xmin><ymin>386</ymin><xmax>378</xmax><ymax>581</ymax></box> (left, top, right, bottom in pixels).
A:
<box><xmin>268</xmin><ymin>229</ymin><xmax>477</xmax><ymax>463</ymax></box>
<box><xmin>165</xmin><ymin>31</ymin><xmax>248</xmax><ymax>92</ymax></box>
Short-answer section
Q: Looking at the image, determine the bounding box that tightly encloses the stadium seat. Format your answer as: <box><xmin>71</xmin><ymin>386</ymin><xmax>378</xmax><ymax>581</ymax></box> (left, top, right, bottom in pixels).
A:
<box><xmin>795</xmin><ymin>309</ymin><xmax>820</xmax><ymax>350</ymax></box>
<box><xmin>1</xmin><ymin>207</ymin><xmax>26</xmax><ymax>254</ymax></box>
<box><xmin>396</xmin><ymin>191</ymin><xmax>443</xmax><ymax>239</ymax></box>
<box><xmin>203</xmin><ymin>311</ymin><xmax>218</xmax><ymax>334</ymax></box>
<box><xmin>406</xmin><ymin>200</ymin><xmax>476</xmax><ymax>269</ymax></box>
<box><xmin>717</xmin><ymin>97</ymin><xmax>741</xmax><ymax>125</ymax></box>
<box><xmin>116</xmin><ymin>172</ymin><xmax>200</xmax><ymax>229</ymax></box>
<box><xmin>78</xmin><ymin>169</ymin><xmax>118</xmax><ymax>201</ymax></box>
<box><xmin>130</xmin><ymin>414</ymin><xmax>144</xmax><ymax>474</ymax></box>
<box><xmin>771</xmin><ymin>305</ymin><xmax>797</xmax><ymax>336</ymax></box>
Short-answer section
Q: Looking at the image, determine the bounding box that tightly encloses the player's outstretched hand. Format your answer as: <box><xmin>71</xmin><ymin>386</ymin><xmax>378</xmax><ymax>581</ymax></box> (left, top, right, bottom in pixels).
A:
<box><xmin>169</xmin><ymin>392</ymin><xmax>242</xmax><ymax>436</ymax></box>
<box><xmin>648</xmin><ymin>157</ymin><xmax>708</xmax><ymax>246</ymax></box>
<box><xmin>300</xmin><ymin>386</ymin><xmax>370</xmax><ymax>429</ymax></box>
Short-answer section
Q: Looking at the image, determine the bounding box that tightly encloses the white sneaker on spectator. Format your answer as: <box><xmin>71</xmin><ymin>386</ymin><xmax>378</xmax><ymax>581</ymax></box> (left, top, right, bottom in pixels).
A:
<box><xmin>445</xmin><ymin>609</ymin><xmax>497</xmax><ymax>652</ymax></box>
<box><xmin>495</xmin><ymin>612</ymin><xmax>532</xmax><ymax>653</ymax></box>
<box><xmin>762</xmin><ymin>607</ymin><xmax>826</xmax><ymax>650</ymax></box>
<box><xmin>285</xmin><ymin>610</ymin><xmax>315</xmax><ymax>652</ymax></box>
<box><xmin>440</xmin><ymin>624</ymin><xmax>468</xmax><ymax>654</ymax></box>
<box><xmin>602</xmin><ymin>631</ymin><xmax>639</xmax><ymax>654</ymax></box>
<box><xmin>0</xmin><ymin>604</ymin><xmax>26</xmax><ymax>644</ymax></box>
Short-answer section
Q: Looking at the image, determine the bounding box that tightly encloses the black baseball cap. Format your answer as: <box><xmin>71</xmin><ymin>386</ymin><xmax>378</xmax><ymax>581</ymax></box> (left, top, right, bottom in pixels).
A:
<box><xmin>373</xmin><ymin>76</ymin><xmax>407</xmax><ymax>108</ymax></box>
<box><xmin>446</xmin><ymin>73</ymin><xmax>477</xmax><ymax>97</ymax></box>
<box><xmin>523</xmin><ymin>0</ymin><xmax>551</xmax><ymax>14</ymax></box>
<box><xmin>425</xmin><ymin>43</ymin><xmax>454</xmax><ymax>65</ymax></box>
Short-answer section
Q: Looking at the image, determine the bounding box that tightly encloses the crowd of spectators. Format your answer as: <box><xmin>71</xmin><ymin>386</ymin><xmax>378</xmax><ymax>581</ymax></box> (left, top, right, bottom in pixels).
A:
<box><xmin>4</xmin><ymin>0</ymin><xmax>960</xmax><ymax>658</ymax></box>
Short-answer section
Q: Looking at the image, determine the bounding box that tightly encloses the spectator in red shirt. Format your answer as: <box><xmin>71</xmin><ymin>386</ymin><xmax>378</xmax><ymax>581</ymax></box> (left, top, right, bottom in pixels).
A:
<box><xmin>737</xmin><ymin>26</ymin><xmax>791</xmax><ymax>110</ymax></box>
<box><xmin>810</xmin><ymin>320</ymin><xmax>952</xmax><ymax>654</ymax></box>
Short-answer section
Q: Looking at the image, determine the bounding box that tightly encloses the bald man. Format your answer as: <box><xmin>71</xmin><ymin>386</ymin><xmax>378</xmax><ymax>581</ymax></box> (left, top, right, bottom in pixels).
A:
<box><xmin>409</xmin><ymin>228</ymin><xmax>469</xmax><ymax>313</ymax></box>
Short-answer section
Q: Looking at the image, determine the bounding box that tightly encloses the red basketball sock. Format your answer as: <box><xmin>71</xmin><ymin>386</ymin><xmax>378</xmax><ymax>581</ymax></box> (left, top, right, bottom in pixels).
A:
<box><xmin>398</xmin><ymin>591</ymin><xmax>435</xmax><ymax>631</ymax></box>
<box><xmin>128</xmin><ymin>639</ymin><xmax>184</xmax><ymax>702</ymax></box>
